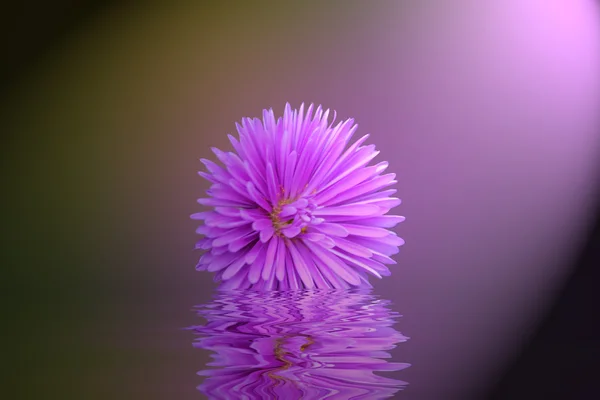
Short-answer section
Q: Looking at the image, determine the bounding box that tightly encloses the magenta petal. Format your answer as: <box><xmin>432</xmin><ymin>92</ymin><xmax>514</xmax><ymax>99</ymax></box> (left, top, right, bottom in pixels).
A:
<box><xmin>197</xmin><ymin>171</ymin><xmax>218</xmax><ymax>183</ymax></box>
<box><xmin>190</xmin><ymin>212</ymin><xmax>211</xmax><ymax>220</ymax></box>
<box><xmin>339</xmin><ymin>224</ymin><xmax>389</xmax><ymax>238</ymax></box>
<box><xmin>217</xmin><ymin>267</ymin><xmax>250</xmax><ymax>290</ymax></box>
<box><xmin>282</xmin><ymin>225</ymin><xmax>302</xmax><ymax>238</ymax></box>
<box><xmin>328</xmin><ymin>248</ymin><xmax>383</xmax><ymax>279</ymax></box>
<box><xmin>206</xmin><ymin>252</ymin><xmax>238</xmax><ymax>272</ymax></box>
<box><xmin>314</xmin><ymin>222</ymin><xmax>349</xmax><ymax>237</ymax></box>
<box><xmin>197</xmin><ymin>226</ymin><xmax>222</xmax><ymax>240</ymax></box>
<box><xmin>303</xmin><ymin>232</ymin><xmax>325</xmax><ymax>242</ymax></box>
<box><xmin>197</xmin><ymin>197</ymin><xmax>244</xmax><ymax>207</ymax></box>
<box><xmin>287</xmin><ymin>240</ymin><xmax>314</xmax><ymax>289</ymax></box>
<box><xmin>228</xmin><ymin>233</ymin><xmax>257</xmax><ymax>252</ymax></box>
<box><xmin>296</xmin><ymin>241</ymin><xmax>329</xmax><ymax>289</ymax></box>
<box><xmin>210</xmin><ymin>245</ymin><xmax>228</xmax><ymax>255</ymax></box>
<box><xmin>315</xmin><ymin>166</ymin><xmax>380</xmax><ymax>204</ymax></box>
<box><xmin>313</xmin><ymin>204</ymin><xmax>380</xmax><ymax>217</ymax></box>
<box><xmin>382</xmin><ymin>233</ymin><xmax>405</xmax><ymax>246</ymax></box>
<box><xmin>218</xmin><ymin>219</ymin><xmax>251</xmax><ymax>229</ymax></box>
<box><xmin>215</xmin><ymin>207</ymin><xmax>242</xmax><ymax>217</ymax></box>
<box><xmin>279</xmin><ymin>205</ymin><xmax>297</xmax><ymax>217</ymax></box>
<box><xmin>203</xmin><ymin>212</ymin><xmax>234</xmax><ymax>227</ymax></box>
<box><xmin>372</xmin><ymin>251</ymin><xmax>396</xmax><ymax>265</ymax></box>
<box><xmin>305</xmin><ymin>241</ymin><xmax>361</xmax><ymax>286</ymax></box>
<box><xmin>211</xmin><ymin>226</ymin><xmax>254</xmax><ymax>247</ymax></box>
<box><xmin>246</xmin><ymin>182</ymin><xmax>272</xmax><ymax>212</ymax></box>
<box><xmin>350</xmin><ymin>215</ymin><xmax>405</xmax><ymax>228</ymax></box>
<box><xmin>252</xmin><ymin>218</ymin><xmax>272</xmax><ymax>231</ymax></box>
<box><xmin>358</xmin><ymin>197</ymin><xmax>402</xmax><ymax>210</ymax></box>
<box><xmin>283</xmin><ymin>150</ymin><xmax>297</xmax><ymax>195</ymax></box>
<box><xmin>261</xmin><ymin>237</ymin><xmax>279</xmax><ymax>280</ymax></box>
<box><xmin>222</xmin><ymin>257</ymin><xmax>247</xmax><ymax>280</ymax></box>
<box><xmin>324</xmin><ymin>174</ymin><xmax>397</xmax><ymax>206</ymax></box>
<box><xmin>195</xmin><ymin>238</ymin><xmax>212</xmax><ymax>250</ymax></box>
<box><xmin>259</xmin><ymin>226</ymin><xmax>275</xmax><ymax>242</ymax></box>
<box><xmin>239</xmin><ymin>208</ymin><xmax>266</xmax><ymax>221</ymax></box>
<box><xmin>245</xmin><ymin>241</ymin><xmax>264</xmax><ymax>263</ymax></box>
<box><xmin>352</xmin><ymin>237</ymin><xmax>400</xmax><ymax>256</ymax></box>
<box><xmin>275</xmin><ymin>239</ymin><xmax>286</xmax><ymax>281</ymax></box>
<box><xmin>248</xmin><ymin>245</ymin><xmax>267</xmax><ymax>284</ymax></box>
<box><xmin>285</xmin><ymin>251</ymin><xmax>300</xmax><ymax>289</ymax></box>
<box><xmin>311</xmin><ymin>255</ymin><xmax>350</xmax><ymax>289</ymax></box>
<box><xmin>332</xmin><ymin>236</ymin><xmax>373</xmax><ymax>258</ymax></box>
<box><xmin>265</xmin><ymin>163</ymin><xmax>279</xmax><ymax>205</ymax></box>
<box><xmin>290</xmin><ymin>198</ymin><xmax>308</xmax><ymax>209</ymax></box>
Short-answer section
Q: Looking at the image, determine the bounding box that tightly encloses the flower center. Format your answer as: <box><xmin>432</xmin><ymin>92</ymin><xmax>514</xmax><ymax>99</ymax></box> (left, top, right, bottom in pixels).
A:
<box><xmin>269</xmin><ymin>197</ymin><xmax>319</xmax><ymax>238</ymax></box>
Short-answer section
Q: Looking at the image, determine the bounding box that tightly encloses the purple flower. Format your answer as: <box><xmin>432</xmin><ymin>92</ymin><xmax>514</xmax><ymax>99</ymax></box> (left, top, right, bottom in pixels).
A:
<box><xmin>192</xmin><ymin>103</ymin><xmax>404</xmax><ymax>290</ymax></box>
<box><xmin>187</xmin><ymin>289</ymin><xmax>410</xmax><ymax>399</ymax></box>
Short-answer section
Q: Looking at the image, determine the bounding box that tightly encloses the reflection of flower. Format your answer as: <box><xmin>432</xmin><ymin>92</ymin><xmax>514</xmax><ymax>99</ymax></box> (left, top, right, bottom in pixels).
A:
<box><xmin>192</xmin><ymin>103</ymin><xmax>404</xmax><ymax>290</ymax></box>
<box><xmin>186</xmin><ymin>289</ymin><xmax>410</xmax><ymax>399</ymax></box>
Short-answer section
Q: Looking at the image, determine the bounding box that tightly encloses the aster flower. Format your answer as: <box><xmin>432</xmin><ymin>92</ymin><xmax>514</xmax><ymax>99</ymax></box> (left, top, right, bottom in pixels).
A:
<box><xmin>192</xmin><ymin>103</ymin><xmax>404</xmax><ymax>290</ymax></box>
<box><xmin>187</xmin><ymin>289</ymin><xmax>410</xmax><ymax>399</ymax></box>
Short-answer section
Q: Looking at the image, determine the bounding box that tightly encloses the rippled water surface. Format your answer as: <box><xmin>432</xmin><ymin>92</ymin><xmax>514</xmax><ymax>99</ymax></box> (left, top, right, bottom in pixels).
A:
<box><xmin>186</xmin><ymin>290</ymin><xmax>410</xmax><ymax>399</ymax></box>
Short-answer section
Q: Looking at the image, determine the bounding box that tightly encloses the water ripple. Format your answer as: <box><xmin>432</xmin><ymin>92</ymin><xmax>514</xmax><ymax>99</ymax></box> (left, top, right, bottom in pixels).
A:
<box><xmin>186</xmin><ymin>289</ymin><xmax>410</xmax><ymax>399</ymax></box>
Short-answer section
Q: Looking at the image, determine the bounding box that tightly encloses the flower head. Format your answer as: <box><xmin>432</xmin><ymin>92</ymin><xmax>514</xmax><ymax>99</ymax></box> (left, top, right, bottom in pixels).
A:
<box><xmin>192</xmin><ymin>103</ymin><xmax>404</xmax><ymax>290</ymax></box>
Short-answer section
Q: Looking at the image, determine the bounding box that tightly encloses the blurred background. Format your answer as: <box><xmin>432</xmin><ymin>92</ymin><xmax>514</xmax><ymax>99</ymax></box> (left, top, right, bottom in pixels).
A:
<box><xmin>2</xmin><ymin>1</ymin><xmax>599</xmax><ymax>399</ymax></box>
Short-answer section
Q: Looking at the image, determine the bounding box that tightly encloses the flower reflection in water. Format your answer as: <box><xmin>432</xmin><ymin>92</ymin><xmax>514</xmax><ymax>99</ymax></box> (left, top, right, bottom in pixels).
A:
<box><xmin>187</xmin><ymin>289</ymin><xmax>410</xmax><ymax>399</ymax></box>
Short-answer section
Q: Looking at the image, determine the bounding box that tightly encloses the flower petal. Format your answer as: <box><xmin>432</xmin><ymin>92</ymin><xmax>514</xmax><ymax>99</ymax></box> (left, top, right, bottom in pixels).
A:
<box><xmin>222</xmin><ymin>257</ymin><xmax>247</xmax><ymax>280</ymax></box>
<box><xmin>287</xmin><ymin>240</ymin><xmax>314</xmax><ymax>289</ymax></box>
<box><xmin>313</xmin><ymin>223</ymin><xmax>349</xmax><ymax>237</ymax></box>
<box><xmin>248</xmin><ymin>245</ymin><xmax>267</xmax><ymax>284</ymax></box>
<box><xmin>275</xmin><ymin>238</ymin><xmax>286</xmax><ymax>281</ymax></box>
<box><xmin>339</xmin><ymin>224</ymin><xmax>390</xmax><ymax>238</ymax></box>
<box><xmin>260</xmin><ymin>226</ymin><xmax>275</xmax><ymax>242</ymax></box>
<box><xmin>304</xmin><ymin>241</ymin><xmax>361</xmax><ymax>285</ymax></box>
<box><xmin>282</xmin><ymin>225</ymin><xmax>302</xmax><ymax>238</ymax></box>
<box><xmin>313</xmin><ymin>204</ymin><xmax>380</xmax><ymax>217</ymax></box>
<box><xmin>261</xmin><ymin>236</ymin><xmax>279</xmax><ymax>280</ymax></box>
<box><xmin>331</xmin><ymin>236</ymin><xmax>373</xmax><ymax>258</ymax></box>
